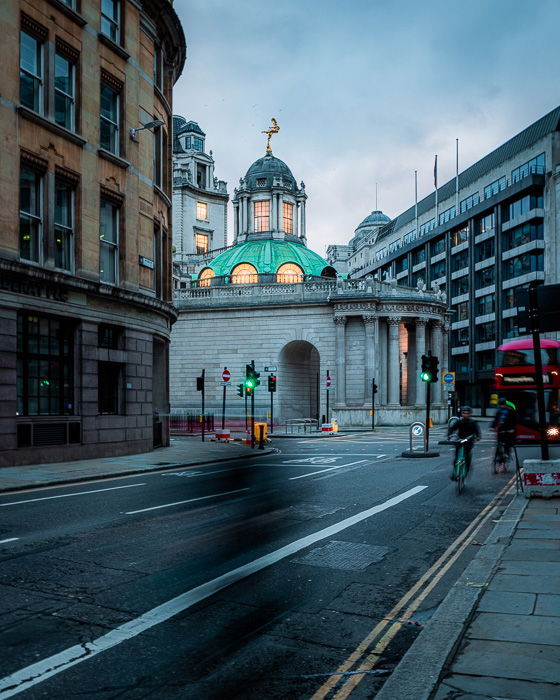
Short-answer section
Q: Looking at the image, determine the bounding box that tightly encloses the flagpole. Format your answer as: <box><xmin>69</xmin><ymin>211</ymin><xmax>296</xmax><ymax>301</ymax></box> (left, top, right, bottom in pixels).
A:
<box><xmin>434</xmin><ymin>155</ymin><xmax>438</xmax><ymax>227</ymax></box>
<box><xmin>414</xmin><ymin>170</ymin><xmax>418</xmax><ymax>237</ymax></box>
<box><xmin>455</xmin><ymin>138</ymin><xmax>459</xmax><ymax>217</ymax></box>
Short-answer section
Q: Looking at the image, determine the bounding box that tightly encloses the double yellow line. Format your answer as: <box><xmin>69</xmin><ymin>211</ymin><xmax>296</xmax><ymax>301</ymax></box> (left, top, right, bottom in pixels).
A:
<box><xmin>311</xmin><ymin>477</ymin><xmax>516</xmax><ymax>699</ymax></box>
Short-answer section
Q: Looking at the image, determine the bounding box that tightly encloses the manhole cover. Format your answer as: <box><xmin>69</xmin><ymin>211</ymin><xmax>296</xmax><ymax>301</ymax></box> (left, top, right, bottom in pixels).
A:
<box><xmin>292</xmin><ymin>540</ymin><xmax>389</xmax><ymax>571</ymax></box>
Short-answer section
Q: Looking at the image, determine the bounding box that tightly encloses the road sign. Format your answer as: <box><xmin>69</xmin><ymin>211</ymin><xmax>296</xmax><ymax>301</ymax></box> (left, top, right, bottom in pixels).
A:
<box><xmin>442</xmin><ymin>371</ymin><xmax>455</xmax><ymax>391</ymax></box>
<box><xmin>221</xmin><ymin>368</ymin><xmax>231</xmax><ymax>384</ymax></box>
<box><xmin>264</xmin><ymin>366</ymin><xmax>277</xmax><ymax>372</ymax></box>
<box><xmin>411</xmin><ymin>423</ymin><xmax>424</xmax><ymax>436</ymax></box>
<box><xmin>326</xmin><ymin>375</ymin><xmax>332</xmax><ymax>391</ymax></box>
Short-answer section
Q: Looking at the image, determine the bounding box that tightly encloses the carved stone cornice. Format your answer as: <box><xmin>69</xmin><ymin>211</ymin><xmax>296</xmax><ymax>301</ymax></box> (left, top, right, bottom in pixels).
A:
<box><xmin>380</xmin><ymin>303</ymin><xmax>445</xmax><ymax>315</ymax></box>
<box><xmin>362</xmin><ymin>314</ymin><xmax>378</xmax><ymax>325</ymax></box>
<box><xmin>334</xmin><ymin>315</ymin><xmax>347</xmax><ymax>326</ymax></box>
<box><xmin>387</xmin><ymin>316</ymin><xmax>401</xmax><ymax>326</ymax></box>
<box><xmin>334</xmin><ymin>302</ymin><xmax>378</xmax><ymax>313</ymax></box>
<box><xmin>415</xmin><ymin>318</ymin><xmax>428</xmax><ymax>327</ymax></box>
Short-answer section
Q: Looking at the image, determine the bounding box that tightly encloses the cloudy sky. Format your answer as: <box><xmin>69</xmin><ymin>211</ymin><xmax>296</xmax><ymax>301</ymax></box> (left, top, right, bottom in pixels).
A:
<box><xmin>172</xmin><ymin>0</ymin><xmax>559</xmax><ymax>255</ymax></box>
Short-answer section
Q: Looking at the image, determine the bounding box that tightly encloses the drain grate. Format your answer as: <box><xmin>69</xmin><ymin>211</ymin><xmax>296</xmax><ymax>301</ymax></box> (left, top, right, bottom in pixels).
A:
<box><xmin>292</xmin><ymin>540</ymin><xmax>389</xmax><ymax>571</ymax></box>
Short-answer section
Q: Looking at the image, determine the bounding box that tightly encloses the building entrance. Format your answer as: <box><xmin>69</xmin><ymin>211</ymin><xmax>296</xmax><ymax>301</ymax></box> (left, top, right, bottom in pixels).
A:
<box><xmin>278</xmin><ymin>341</ymin><xmax>320</xmax><ymax>422</ymax></box>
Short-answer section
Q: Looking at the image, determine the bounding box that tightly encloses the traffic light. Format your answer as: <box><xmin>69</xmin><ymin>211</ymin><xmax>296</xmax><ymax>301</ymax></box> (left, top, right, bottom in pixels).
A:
<box><xmin>430</xmin><ymin>355</ymin><xmax>439</xmax><ymax>383</ymax></box>
<box><xmin>420</xmin><ymin>354</ymin><xmax>439</xmax><ymax>383</ymax></box>
<box><xmin>421</xmin><ymin>355</ymin><xmax>431</xmax><ymax>382</ymax></box>
<box><xmin>237</xmin><ymin>383</ymin><xmax>244</xmax><ymax>397</ymax></box>
<box><xmin>268</xmin><ymin>375</ymin><xmax>277</xmax><ymax>392</ymax></box>
<box><xmin>372</xmin><ymin>382</ymin><xmax>378</xmax><ymax>394</ymax></box>
<box><xmin>245</xmin><ymin>361</ymin><xmax>260</xmax><ymax>392</ymax></box>
<box><xmin>196</xmin><ymin>375</ymin><xmax>204</xmax><ymax>391</ymax></box>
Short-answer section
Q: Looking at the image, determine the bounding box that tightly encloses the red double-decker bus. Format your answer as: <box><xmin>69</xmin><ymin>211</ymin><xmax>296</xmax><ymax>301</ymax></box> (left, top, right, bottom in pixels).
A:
<box><xmin>494</xmin><ymin>338</ymin><xmax>560</xmax><ymax>442</ymax></box>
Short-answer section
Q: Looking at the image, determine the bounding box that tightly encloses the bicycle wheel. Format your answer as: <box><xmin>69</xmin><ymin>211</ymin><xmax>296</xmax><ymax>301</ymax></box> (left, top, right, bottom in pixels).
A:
<box><xmin>456</xmin><ymin>458</ymin><xmax>465</xmax><ymax>494</ymax></box>
<box><xmin>493</xmin><ymin>443</ymin><xmax>505</xmax><ymax>474</ymax></box>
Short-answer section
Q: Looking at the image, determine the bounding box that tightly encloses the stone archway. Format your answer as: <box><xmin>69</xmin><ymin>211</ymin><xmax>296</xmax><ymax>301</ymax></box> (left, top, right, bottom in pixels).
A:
<box><xmin>278</xmin><ymin>341</ymin><xmax>320</xmax><ymax>421</ymax></box>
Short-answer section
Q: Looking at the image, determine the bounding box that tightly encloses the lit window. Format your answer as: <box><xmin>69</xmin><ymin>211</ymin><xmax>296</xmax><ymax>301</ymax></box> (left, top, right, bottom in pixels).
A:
<box><xmin>54</xmin><ymin>52</ymin><xmax>75</xmax><ymax>130</ymax></box>
<box><xmin>100</xmin><ymin>82</ymin><xmax>120</xmax><ymax>154</ymax></box>
<box><xmin>99</xmin><ymin>199</ymin><xmax>119</xmax><ymax>283</ymax></box>
<box><xmin>20</xmin><ymin>31</ymin><xmax>43</xmax><ymax>113</ymax></box>
<box><xmin>283</xmin><ymin>202</ymin><xmax>293</xmax><ymax>234</ymax></box>
<box><xmin>231</xmin><ymin>263</ymin><xmax>258</xmax><ymax>284</ymax></box>
<box><xmin>254</xmin><ymin>201</ymin><xmax>270</xmax><ymax>232</ymax></box>
<box><xmin>54</xmin><ymin>180</ymin><xmax>74</xmax><ymax>271</ymax></box>
<box><xmin>195</xmin><ymin>233</ymin><xmax>208</xmax><ymax>254</ymax></box>
<box><xmin>198</xmin><ymin>267</ymin><xmax>215</xmax><ymax>287</ymax></box>
<box><xmin>276</xmin><ymin>262</ymin><xmax>303</xmax><ymax>283</ymax></box>
<box><xmin>20</xmin><ymin>167</ymin><xmax>42</xmax><ymax>262</ymax></box>
<box><xmin>101</xmin><ymin>0</ymin><xmax>120</xmax><ymax>43</ymax></box>
<box><xmin>196</xmin><ymin>202</ymin><xmax>208</xmax><ymax>220</ymax></box>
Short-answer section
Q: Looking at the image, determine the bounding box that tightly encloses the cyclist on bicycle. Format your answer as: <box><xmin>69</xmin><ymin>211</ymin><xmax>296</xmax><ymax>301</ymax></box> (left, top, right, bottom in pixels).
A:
<box><xmin>448</xmin><ymin>406</ymin><xmax>481</xmax><ymax>479</ymax></box>
<box><xmin>491</xmin><ymin>398</ymin><xmax>516</xmax><ymax>472</ymax></box>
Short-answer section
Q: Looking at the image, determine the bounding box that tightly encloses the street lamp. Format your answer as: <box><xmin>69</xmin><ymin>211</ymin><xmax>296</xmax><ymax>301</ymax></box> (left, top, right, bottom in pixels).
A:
<box><xmin>130</xmin><ymin>119</ymin><xmax>165</xmax><ymax>141</ymax></box>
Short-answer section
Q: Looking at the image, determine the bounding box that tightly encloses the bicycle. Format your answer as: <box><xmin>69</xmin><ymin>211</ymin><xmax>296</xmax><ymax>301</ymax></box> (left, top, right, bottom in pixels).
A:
<box><xmin>445</xmin><ymin>435</ymin><xmax>476</xmax><ymax>493</ymax></box>
<box><xmin>492</xmin><ymin>439</ymin><xmax>510</xmax><ymax>474</ymax></box>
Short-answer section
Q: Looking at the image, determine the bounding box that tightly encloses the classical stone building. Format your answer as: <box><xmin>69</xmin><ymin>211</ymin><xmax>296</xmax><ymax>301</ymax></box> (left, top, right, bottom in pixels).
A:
<box><xmin>172</xmin><ymin>116</ymin><xmax>229</xmax><ymax>282</ymax></box>
<box><xmin>0</xmin><ymin>0</ymin><xmax>185</xmax><ymax>466</ymax></box>
<box><xmin>170</xmin><ymin>143</ymin><xmax>448</xmax><ymax>427</ymax></box>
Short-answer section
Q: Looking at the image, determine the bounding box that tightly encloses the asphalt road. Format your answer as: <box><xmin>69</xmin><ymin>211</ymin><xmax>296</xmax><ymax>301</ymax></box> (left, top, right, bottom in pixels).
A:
<box><xmin>0</xmin><ymin>428</ymin><xmax>516</xmax><ymax>699</ymax></box>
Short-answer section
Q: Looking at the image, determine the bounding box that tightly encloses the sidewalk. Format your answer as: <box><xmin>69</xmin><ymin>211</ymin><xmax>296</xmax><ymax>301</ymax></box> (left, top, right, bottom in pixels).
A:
<box><xmin>0</xmin><ymin>436</ymin><xmax>276</xmax><ymax>493</ymax></box>
<box><xmin>376</xmin><ymin>492</ymin><xmax>560</xmax><ymax>700</ymax></box>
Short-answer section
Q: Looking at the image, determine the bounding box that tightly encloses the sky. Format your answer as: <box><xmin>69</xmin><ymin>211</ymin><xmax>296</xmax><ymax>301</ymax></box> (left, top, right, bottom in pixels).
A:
<box><xmin>172</xmin><ymin>0</ymin><xmax>560</xmax><ymax>256</ymax></box>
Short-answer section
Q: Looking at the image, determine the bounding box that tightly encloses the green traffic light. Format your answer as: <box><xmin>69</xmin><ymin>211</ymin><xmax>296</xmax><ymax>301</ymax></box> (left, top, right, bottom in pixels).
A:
<box><xmin>245</xmin><ymin>379</ymin><xmax>254</xmax><ymax>388</ymax></box>
<box><xmin>421</xmin><ymin>371</ymin><xmax>431</xmax><ymax>382</ymax></box>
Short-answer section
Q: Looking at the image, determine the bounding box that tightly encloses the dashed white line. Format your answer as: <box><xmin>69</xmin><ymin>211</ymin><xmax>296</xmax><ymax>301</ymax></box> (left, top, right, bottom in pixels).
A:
<box><xmin>0</xmin><ymin>483</ymin><xmax>146</xmax><ymax>507</ymax></box>
<box><xmin>289</xmin><ymin>460</ymin><xmax>368</xmax><ymax>480</ymax></box>
<box><xmin>0</xmin><ymin>485</ymin><xmax>428</xmax><ymax>699</ymax></box>
<box><xmin>125</xmin><ymin>487</ymin><xmax>249</xmax><ymax>514</ymax></box>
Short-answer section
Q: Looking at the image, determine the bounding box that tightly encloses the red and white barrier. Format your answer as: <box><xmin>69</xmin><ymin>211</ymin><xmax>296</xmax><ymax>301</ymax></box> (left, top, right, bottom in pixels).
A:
<box><xmin>523</xmin><ymin>459</ymin><xmax>560</xmax><ymax>498</ymax></box>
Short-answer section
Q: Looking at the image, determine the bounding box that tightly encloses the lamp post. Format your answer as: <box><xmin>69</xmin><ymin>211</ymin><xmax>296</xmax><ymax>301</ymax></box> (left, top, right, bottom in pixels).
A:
<box><xmin>129</xmin><ymin>119</ymin><xmax>165</xmax><ymax>141</ymax></box>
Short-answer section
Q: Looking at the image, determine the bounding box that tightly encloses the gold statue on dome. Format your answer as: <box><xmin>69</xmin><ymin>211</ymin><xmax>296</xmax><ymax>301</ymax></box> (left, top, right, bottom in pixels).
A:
<box><xmin>262</xmin><ymin>118</ymin><xmax>280</xmax><ymax>152</ymax></box>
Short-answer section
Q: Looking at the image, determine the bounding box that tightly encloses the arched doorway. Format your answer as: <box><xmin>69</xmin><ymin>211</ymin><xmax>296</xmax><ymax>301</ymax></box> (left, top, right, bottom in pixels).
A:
<box><xmin>278</xmin><ymin>341</ymin><xmax>320</xmax><ymax>421</ymax></box>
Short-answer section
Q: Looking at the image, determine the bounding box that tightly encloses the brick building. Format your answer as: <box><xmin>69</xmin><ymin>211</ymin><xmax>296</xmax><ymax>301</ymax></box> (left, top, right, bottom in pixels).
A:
<box><xmin>0</xmin><ymin>0</ymin><xmax>185</xmax><ymax>466</ymax></box>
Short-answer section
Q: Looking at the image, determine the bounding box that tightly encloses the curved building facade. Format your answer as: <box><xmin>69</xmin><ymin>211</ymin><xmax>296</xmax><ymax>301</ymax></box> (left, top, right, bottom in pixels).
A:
<box><xmin>0</xmin><ymin>0</ymin><xmax>186</xmax><ymax>466</ymax></box>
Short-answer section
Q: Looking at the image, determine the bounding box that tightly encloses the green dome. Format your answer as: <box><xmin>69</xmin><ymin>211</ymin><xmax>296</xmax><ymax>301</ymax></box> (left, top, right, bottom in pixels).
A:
<box><xmin>201</xmin><ymin>240</ymin><xmax>336</xmax><ymax>278</ymax></box>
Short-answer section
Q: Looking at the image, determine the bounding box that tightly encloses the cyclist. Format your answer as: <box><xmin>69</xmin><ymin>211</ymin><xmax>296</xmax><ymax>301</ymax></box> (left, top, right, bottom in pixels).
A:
<box><xmin>448</xmin><ymin>406</ymin><xmax>481</xmax><ymax>479</ymax></box>
<box><xmin>491</xmin><ymin>397</ymin><xmax>516</xmax><ymax>472</ymax></box>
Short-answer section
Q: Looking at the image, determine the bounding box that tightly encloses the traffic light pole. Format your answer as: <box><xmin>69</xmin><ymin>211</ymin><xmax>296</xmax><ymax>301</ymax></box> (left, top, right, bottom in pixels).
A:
<box><xmin>251</xmin><ymin>391</ymin><xmax>255</xmax><ymax>449</ymax></box>
<box><xmin>371</xmin><ymin>378</ymin><xmax>375</xmax><ymax>430</ymax></box>
<box><xmin>326</xmin><ymin>368</ymin><xmax>330</xmax><ymax>423</ymax></box>
<box><xmin>424</xmin><ymin>380</ymin><xmax>431</xmax><ymax>453</ymax></box>
<box><xmin>200</xmin><ymin>368</ymin><xmax>205</xmax><ymax>443</ymax></box>
<box><xmin>529</xmin><ymin>285</ymin><xmax>549</xmax><ymax>460</ymax></box>
<box><xmin>270</xmin><ymin>387</ymin><xmax>274</xmax><ymax>434</ymax></box>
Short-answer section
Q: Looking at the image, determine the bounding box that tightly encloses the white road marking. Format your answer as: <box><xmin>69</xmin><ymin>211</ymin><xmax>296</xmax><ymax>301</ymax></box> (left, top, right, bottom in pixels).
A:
<box><xmin>289</xmin><ymin>460</ymin><xmax>369</xmax><ymax>480</ymax></box>
<box><xmin>0</xmin><ymin>484</ymin><xmax>146</xmax><ymax>508</ymax></box>
<box><xmin>0</xmin><ymin>485</ymin><xmax>427</xmax><ymax>699</ymax></box>
<box><xmin>283</xmin><ymin>457</ymin><xmax>340</xmax><ymax>464</ymax></box>
<box><xmin>376</xmin><ymin>454</ymin><xmax>387</xmax><ymax>459</ymax></box>
<box><xmin>0</xmin><ymin>538</ymin><xmax>19</xmax><ymax>544</ymax></box>
<box><xmin>125</xmin><ymin>487</ymin><xmax>250</xmax><ymax>514</ymax></box>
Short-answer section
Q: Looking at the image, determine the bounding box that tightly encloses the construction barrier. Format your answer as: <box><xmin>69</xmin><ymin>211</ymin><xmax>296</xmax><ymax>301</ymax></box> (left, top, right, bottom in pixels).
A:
<box><xmin>523</xmin><ymin>459</ymin><xmax>560</xmax><ymax>498</ymax></box>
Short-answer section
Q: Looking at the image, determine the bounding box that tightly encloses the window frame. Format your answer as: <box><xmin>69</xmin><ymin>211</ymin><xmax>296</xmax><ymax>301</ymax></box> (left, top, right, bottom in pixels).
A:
<box><xmin>20</xmin><ymin>29</ymin><xmax>44</xmax><ymax>115</ymax></box>
<box><xmin>195</xmin><ymin>232</ymin><xmax>209</xmax><ymax>255</ymax></box>
<box><xmin>254</xmin><ymin>200</ymin><xmax>270</xmax><ymax>233</ymax></box>
<box><xmin>100</xmin><ymin>0</ymin><xmax>121</xmax><ymax>44</ymax></box>
<box><xmin>282</xmin><ymin>202</ymin><xmax>294</xmax><ymax>234</ymax></box>
<box><xmin>99</xmin><ymin>198</ymin><xmax>120</xmax><ymax>284</ymax></box>
<box><xmin>196</xmin><ymin>202</ymin><xmax>207</xmax><ymax>221</ymax></box>
<box><xmin>99</xmin><ymin>80</ymin><xmax>120</xmax><ymax>155</ymax></box>
<box><xmin>54</xmin><ymin>49</ymin><xmax>76</xmax><ymax>131</ymax></box>
<box><xmin>54</xmin><ymin>177</ymin><xmax>75</xmax><ymax>271</ymax></box>
<box><xmin>19</xmin><ymin>165</ymin><xmax>44</xmax><ymax>263</ymax></box>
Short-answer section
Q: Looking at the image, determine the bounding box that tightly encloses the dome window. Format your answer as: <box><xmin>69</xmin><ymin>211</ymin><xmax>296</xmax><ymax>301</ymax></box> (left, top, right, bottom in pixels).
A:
<box><xmin>277</xmin><ymin>262</ymin><xmax>303</xmax><ymax>283</ymax></box>
<box><xmin>231</xmin><ymin>263</ymin><xmax>258</xmax><ymax>285</ymax></box>
<box><xmin>283</xmin><ymin>202</ymin><xmax>293</xmax><ymax>234</ymax></box>
<box><xmin>254</xmin><ymin>201</ymin><xmax>270</xmax><ymax>232</ymax></box>
<box><xmin>198</xmin><ymin>267</ymin><xmax>215</xmax><ymax>287</ymax></box>
<box><xmin>256</xmin><ymin>178</ymin><xmax>266</xmax><ymax>188</ymax></box>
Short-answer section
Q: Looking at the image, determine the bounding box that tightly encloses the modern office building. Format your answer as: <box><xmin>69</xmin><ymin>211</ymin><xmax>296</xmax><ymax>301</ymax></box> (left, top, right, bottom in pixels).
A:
<box><xmin>172</xmin><ymin>116</ymin><xmax>229</xmax><ymax>282</ymax></box>
<box><xmin>0</xmin><ymin>0</ymin><xmax>185</xmax><ymax>466</ymax></box>
<box><xmin>330</xmin><ymin>107</ymin><xmax>560</xmax><ymax>410</ymax></box>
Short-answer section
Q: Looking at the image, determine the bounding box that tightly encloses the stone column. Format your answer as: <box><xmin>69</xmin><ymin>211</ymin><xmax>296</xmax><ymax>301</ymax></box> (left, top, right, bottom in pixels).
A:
<box><xmin>415</xmin><ymin>318</ymin><xmax>427</xmax><ymax>406</ymax></box>
<box><xmin>294</xmin><ymin>202</ymin><xmax>299</xmax><ymax>237</ymax></box>
<box><xmin>431</xmin><ymin>320</ymin><xmax>444</xmax><ymax>404</ymax></box>
<box><xmin>233</xmin><ymin>201</ymin><xmax>239</xmax><ymax>238</ymax></box>
<box><xmin>270</xmin><ymin>195</ymin><xmax>277</xmax><ymax>232</ymax></box>
<box><xmin>334</xmin><ymin>316</ymin><xmax>347</xmax><ymax>406</ymax></box>
<box><xmin>301</xmin><ymin>199</ymin><xmax>306</xmax><ymax>240</ymax></box>
<box><xmin>242</xmin><ymin>196</ymin><xmax>248</xmax><ymax>234</ymax></box>
<box><xmin>387</xmin><ymin>317</ymin><xmax>401</xmax><ymax>405</ymax></box>
<box><xmin>363</xmin><ymin>315</ymin><xmax>378</xmax><ymax>403</ymax></box>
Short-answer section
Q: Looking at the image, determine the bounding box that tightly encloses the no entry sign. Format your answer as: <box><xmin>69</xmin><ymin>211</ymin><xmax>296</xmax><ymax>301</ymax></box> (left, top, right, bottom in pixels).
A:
<box><xmin>326</xmin><ymin>375</ymin><xmax>332</xmax><ymax>390</ymax></box>
<box><xmin>221</xmin><ymin>368</ymin><xmax>231</xmax><ymax>384</ymax></box>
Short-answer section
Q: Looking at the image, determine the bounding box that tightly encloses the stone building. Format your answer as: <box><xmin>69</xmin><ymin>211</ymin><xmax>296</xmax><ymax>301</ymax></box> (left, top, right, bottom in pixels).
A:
<box><xmin>170</xmin><ymin>144</ymin><xmax>448</xmax><ymax>427</ymax></box>
<box><xmin>0</xmin><ymin>0</ymin><xmax>185</xmax><ymax>466</ymax></box>
<box><xmin>332</xmin><ymin>107</ymin><xmax>560</xmax><ymax>410</ymax></box>
<box><xmin>172</xmin><ymin>116</ymin><xmax>229</xmax><ymax>282</ymax></box>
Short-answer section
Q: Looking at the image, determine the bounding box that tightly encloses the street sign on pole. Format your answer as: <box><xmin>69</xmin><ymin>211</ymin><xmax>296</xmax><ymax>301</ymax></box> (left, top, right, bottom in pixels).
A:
<box><xmin>442</xmin><ymin>371</ymin><xmax>455</xmax><ymax>392</ymax></box>
<box><xmin>326</xmin><ymin>375</ymin><xmax>332</xmax><ymax>390</ymax></box>
<box><xmin>221</xmin><ymin>368</ymin><xmax>231</xmax><ymax>385</ymax></box>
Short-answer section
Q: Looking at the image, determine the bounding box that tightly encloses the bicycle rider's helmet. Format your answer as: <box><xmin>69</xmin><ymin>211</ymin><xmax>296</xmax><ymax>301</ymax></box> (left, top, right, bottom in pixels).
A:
<box><xmin>461</xmin><ymin>405</ymin><xmax>472</xmax><ymax>413</ymax></box>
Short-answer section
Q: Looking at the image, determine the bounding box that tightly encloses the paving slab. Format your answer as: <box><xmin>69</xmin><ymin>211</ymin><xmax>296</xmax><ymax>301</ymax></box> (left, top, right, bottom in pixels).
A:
<box><xmin>489</xmin><ymin>572</ymin><xmax>560</xmax><ymax>595</ymax></box>
<box><xmin>467</xmin><ymin>611</ymin><xmax>560</xmax><ymax>645</ymax></box>
<box><xmin>432</xmin><ymin>673</ymin><xmax>560</xmax><ymax>700</ymax></box>
<box><xmin>451</xmin><ymin>638</ymin><xmax>560</xmax><ymax>684</ymax></box>
<box><xmin>498</xmin><ymin>560</ymin><xmax>560</xmax><ymax>576</ymax></box>
<box><xmin>477</xmin><ymin>590</ymin><xmax>535</xmax><ymax>615</ymax></box>
<box><xmin>535</xmin><ymin>593</ymin><xmax>560</xmax><ymax>617</ymax></box>
<box><xmin>502</xmin><ymin>545</ymin><xmax>560</xmax><ymax>561</ymax></box>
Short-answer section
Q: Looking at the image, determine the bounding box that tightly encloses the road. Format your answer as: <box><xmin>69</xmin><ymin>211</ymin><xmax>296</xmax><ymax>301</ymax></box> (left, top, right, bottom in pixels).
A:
<box><xmin>0</xmin><ymin>428</ymin><xmax>517</xmax><ymax>699</ymax></box>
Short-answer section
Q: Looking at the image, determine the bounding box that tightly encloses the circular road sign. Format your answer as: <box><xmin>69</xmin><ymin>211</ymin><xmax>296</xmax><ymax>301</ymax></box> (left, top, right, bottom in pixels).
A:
<box><xmin>326</xmin><ymin>375</ymin><xmax>331</xmax><ymax>387</ymax></box>
<box><xmin>222</xmin><ymin>368</ymin><xmax>231</xmax><ymax>383</ymax></box>
<box><xmin>443</xmin><ymin>372</ymin><xmax>454</xmax><ymax>383</ymax></box>
<box><xmin>411</xmin><ymin>423</ymin><xmax>424</xmax><ymax>436</ymax></box>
